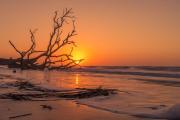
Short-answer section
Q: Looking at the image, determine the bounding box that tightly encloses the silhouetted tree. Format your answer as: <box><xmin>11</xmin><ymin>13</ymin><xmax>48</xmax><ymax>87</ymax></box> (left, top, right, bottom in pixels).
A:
<box><xmin>8</xmin><ymin>8</ymin><xmax>83</xmax><ymax>70</ymax></box>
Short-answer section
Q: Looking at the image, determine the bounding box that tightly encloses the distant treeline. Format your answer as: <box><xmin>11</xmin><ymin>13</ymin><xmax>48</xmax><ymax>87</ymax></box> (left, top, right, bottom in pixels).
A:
<box><xmin>0</xmin><ymin>58</ymin><xmax>11</xmax><ymax>65</ymax></box>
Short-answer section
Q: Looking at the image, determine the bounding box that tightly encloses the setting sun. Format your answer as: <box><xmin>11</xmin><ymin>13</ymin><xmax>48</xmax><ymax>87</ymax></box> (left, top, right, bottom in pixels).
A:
<box><xmin>72</xmin><ymin>49</ymin><xmax>86</xmax><ymax>63</ymax></box>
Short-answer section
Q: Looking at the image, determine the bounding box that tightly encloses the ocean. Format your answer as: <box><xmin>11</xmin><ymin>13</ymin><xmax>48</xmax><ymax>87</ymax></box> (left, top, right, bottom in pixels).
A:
<box><xmin>0</xmin><ymin>66</ymin><xmax>180</xmax><ymax>119</ymax></box>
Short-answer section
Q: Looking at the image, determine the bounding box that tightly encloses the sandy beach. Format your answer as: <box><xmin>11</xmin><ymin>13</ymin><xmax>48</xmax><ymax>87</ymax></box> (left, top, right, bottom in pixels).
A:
<box><xmin>0</xmin><ymin>99</ymin><xmax>142</xmax><ymax>120</ymax></box>
<box><xmin>0</xmin><ymin>66</ymin><xmax>180</xmax><ymax>120</ymax></box>
<box><xmin>0</xmin><ymin>67</ymin><xmax>140</xmax><ymax>120</ymax></box>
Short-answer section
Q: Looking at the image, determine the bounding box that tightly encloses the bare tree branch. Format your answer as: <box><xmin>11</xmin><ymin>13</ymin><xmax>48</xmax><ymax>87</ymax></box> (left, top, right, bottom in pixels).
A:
<box><xmin>8</xmin><ymin>8</ymin><xmax>83</xmax><ymax>70</ymax></box>
<box><xmin>9</xmin><ymin>41</ymin><xmax>22</xmax><ymax>55</ymax></box>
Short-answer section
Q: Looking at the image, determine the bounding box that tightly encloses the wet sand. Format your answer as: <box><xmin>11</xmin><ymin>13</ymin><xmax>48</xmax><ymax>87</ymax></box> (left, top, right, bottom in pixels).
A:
<box><xmin>0</xmin><ymin>67</ymin><xmax>180</xmax><ymax>120</ymax></box>
<box><xmin>0</xmin><ymin>99</ymin><xmax>141</xmax><ymax>120</ymax></box>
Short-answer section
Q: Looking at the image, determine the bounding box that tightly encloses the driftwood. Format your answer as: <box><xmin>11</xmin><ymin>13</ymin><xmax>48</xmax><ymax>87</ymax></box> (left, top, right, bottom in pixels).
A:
<box><xmin>40</xmin><ymin>105</ymin><xmax>53</xmax><ymax>110</ymax></box>
<box><xmin>0</xmin><ymin>88</ymin><xmax>117</xmax><ymax>101</ymax></box>
<box><xmin>9</xmin><ymin>113</ymin><xmax>32</xmax><ymax>119</ymax></box>
<box><xmin>4</xmin><ymin>81</ymin><xmax>68</xmax><ymax>92</ymax></box>
<box><xmin>8</xmin><ymin>8</ymin><xmax>84</xmax><ymax>70</ymax></box>
<box><xmin>0</xmin><ymin>81</ymin><xmax>118</xmax><ymax>101</ymax></box>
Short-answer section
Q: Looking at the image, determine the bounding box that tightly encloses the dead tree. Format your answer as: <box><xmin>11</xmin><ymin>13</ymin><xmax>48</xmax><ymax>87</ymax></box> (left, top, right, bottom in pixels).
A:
<box><xmin>8</xmin><ymin>8</ymin><xmax>84</xmax><ymax>70</ymax></box>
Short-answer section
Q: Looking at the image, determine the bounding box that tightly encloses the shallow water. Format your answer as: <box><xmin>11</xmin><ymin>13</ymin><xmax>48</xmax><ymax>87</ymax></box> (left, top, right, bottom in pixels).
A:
<box><xmin>0</xmin><ymin>66</ymin><xmax>180</xmax><ymax>119</ymax></box>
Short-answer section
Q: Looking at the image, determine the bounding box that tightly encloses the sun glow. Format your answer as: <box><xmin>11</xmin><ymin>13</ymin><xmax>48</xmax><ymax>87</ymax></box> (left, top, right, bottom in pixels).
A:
<box><xmin>75</xmin><ymin>60</ymin><xmax>80</xmax><ymax>64</ymax></box>
<box><xmin>72</xmin><ymin>49</ymin><xmax>86</xmax><ymax>64</ymax></box>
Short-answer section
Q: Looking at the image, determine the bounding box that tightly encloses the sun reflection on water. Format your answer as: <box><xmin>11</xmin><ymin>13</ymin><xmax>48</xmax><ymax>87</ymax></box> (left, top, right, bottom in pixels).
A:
<box><xmin>75</xmin><ymin>74</ymin><xmax>79</xmax><ymax>87</ymax></box>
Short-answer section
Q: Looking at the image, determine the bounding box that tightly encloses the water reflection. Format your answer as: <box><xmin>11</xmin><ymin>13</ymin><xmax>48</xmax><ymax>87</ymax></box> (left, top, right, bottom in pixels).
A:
<box><xmin>75</xmin><ymin>74</ymin><xmax>79</xmax><ymax>87</ymax></box>
<box><xmin>44</xmin><ymin>70</ymin><xmax>50</xmax><ymax>82</ymax></box>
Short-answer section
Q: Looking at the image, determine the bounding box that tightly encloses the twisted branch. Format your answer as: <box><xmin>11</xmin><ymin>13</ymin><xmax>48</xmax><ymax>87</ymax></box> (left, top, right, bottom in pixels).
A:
<box><xmin>8</xmin><ymin>8</ymin><xmax>83</xmax><ymax>70</ymax></box>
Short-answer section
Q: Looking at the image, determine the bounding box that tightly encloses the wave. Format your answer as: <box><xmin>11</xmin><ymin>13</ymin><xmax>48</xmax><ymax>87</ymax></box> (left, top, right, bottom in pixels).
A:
<box><xmin>135</xmin><ymin>66</ymin><xmax>180</xmax><ymax>72</ymax></box>
<box><xmin>84</xmin><ymin>66</ymin><xmax>180</xmax><ymax>72</ymax></box>
<box><xmin>75</xmin><ymin>66</ymin><xmax>180</xmax><ymax>78</ymax></box>
<box><xmin>132</xmin><ymin>78</ymin><xmax>180</xmax><ymax>87</ymax></box>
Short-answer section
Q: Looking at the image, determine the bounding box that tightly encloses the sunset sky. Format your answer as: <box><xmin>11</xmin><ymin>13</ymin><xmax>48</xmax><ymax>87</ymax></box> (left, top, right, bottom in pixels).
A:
<box><xmin>0</xmin><ymin>0</ymin><xmax>180</xmax><ymax>66</ymax></box>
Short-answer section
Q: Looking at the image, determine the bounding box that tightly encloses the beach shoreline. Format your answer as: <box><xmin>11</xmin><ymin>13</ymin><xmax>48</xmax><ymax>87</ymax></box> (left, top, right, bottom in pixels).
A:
<box><xmin>0</xmin><ymin>66</ymin><xmax>180</xmax><ymax>120</ymax></box>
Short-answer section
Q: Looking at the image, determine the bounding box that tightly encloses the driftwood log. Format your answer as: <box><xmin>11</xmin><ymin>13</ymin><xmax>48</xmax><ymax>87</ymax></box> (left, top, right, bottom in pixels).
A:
<box><xmin>7</xmin><ymin>8</ymin><xmax>83</xmax><ymax>70</ymax></box>
<box><xmin>0</xmin><ymin>81</ymin><xmax>118</xmax><ymax>101</ymax></box>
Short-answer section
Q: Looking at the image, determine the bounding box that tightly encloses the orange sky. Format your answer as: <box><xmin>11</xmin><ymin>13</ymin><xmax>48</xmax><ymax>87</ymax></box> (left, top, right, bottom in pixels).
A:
<box><xmin>0</xmin><ymin>0</ymin><xmax>180</xmax><ymax>66</ymax></box>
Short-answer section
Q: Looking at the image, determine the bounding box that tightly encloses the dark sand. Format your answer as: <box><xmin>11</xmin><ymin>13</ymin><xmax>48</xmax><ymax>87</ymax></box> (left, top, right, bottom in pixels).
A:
<box><xmin>0</xmin><ymin>99</ymin><xmax>143</xmax><ymax>120</ymax></box>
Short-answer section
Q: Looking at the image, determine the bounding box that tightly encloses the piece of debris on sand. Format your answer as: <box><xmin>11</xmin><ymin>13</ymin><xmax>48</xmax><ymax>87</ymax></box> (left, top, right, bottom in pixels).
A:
<box><xmin>9</xmin><ymin>113</ymin><xmax>32</xmax><ymax>119</ymax></box>
<box><xmin>40</xmin><ymin>105</ymin><xmax>53</xmax><ymax>110</ymax></box>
